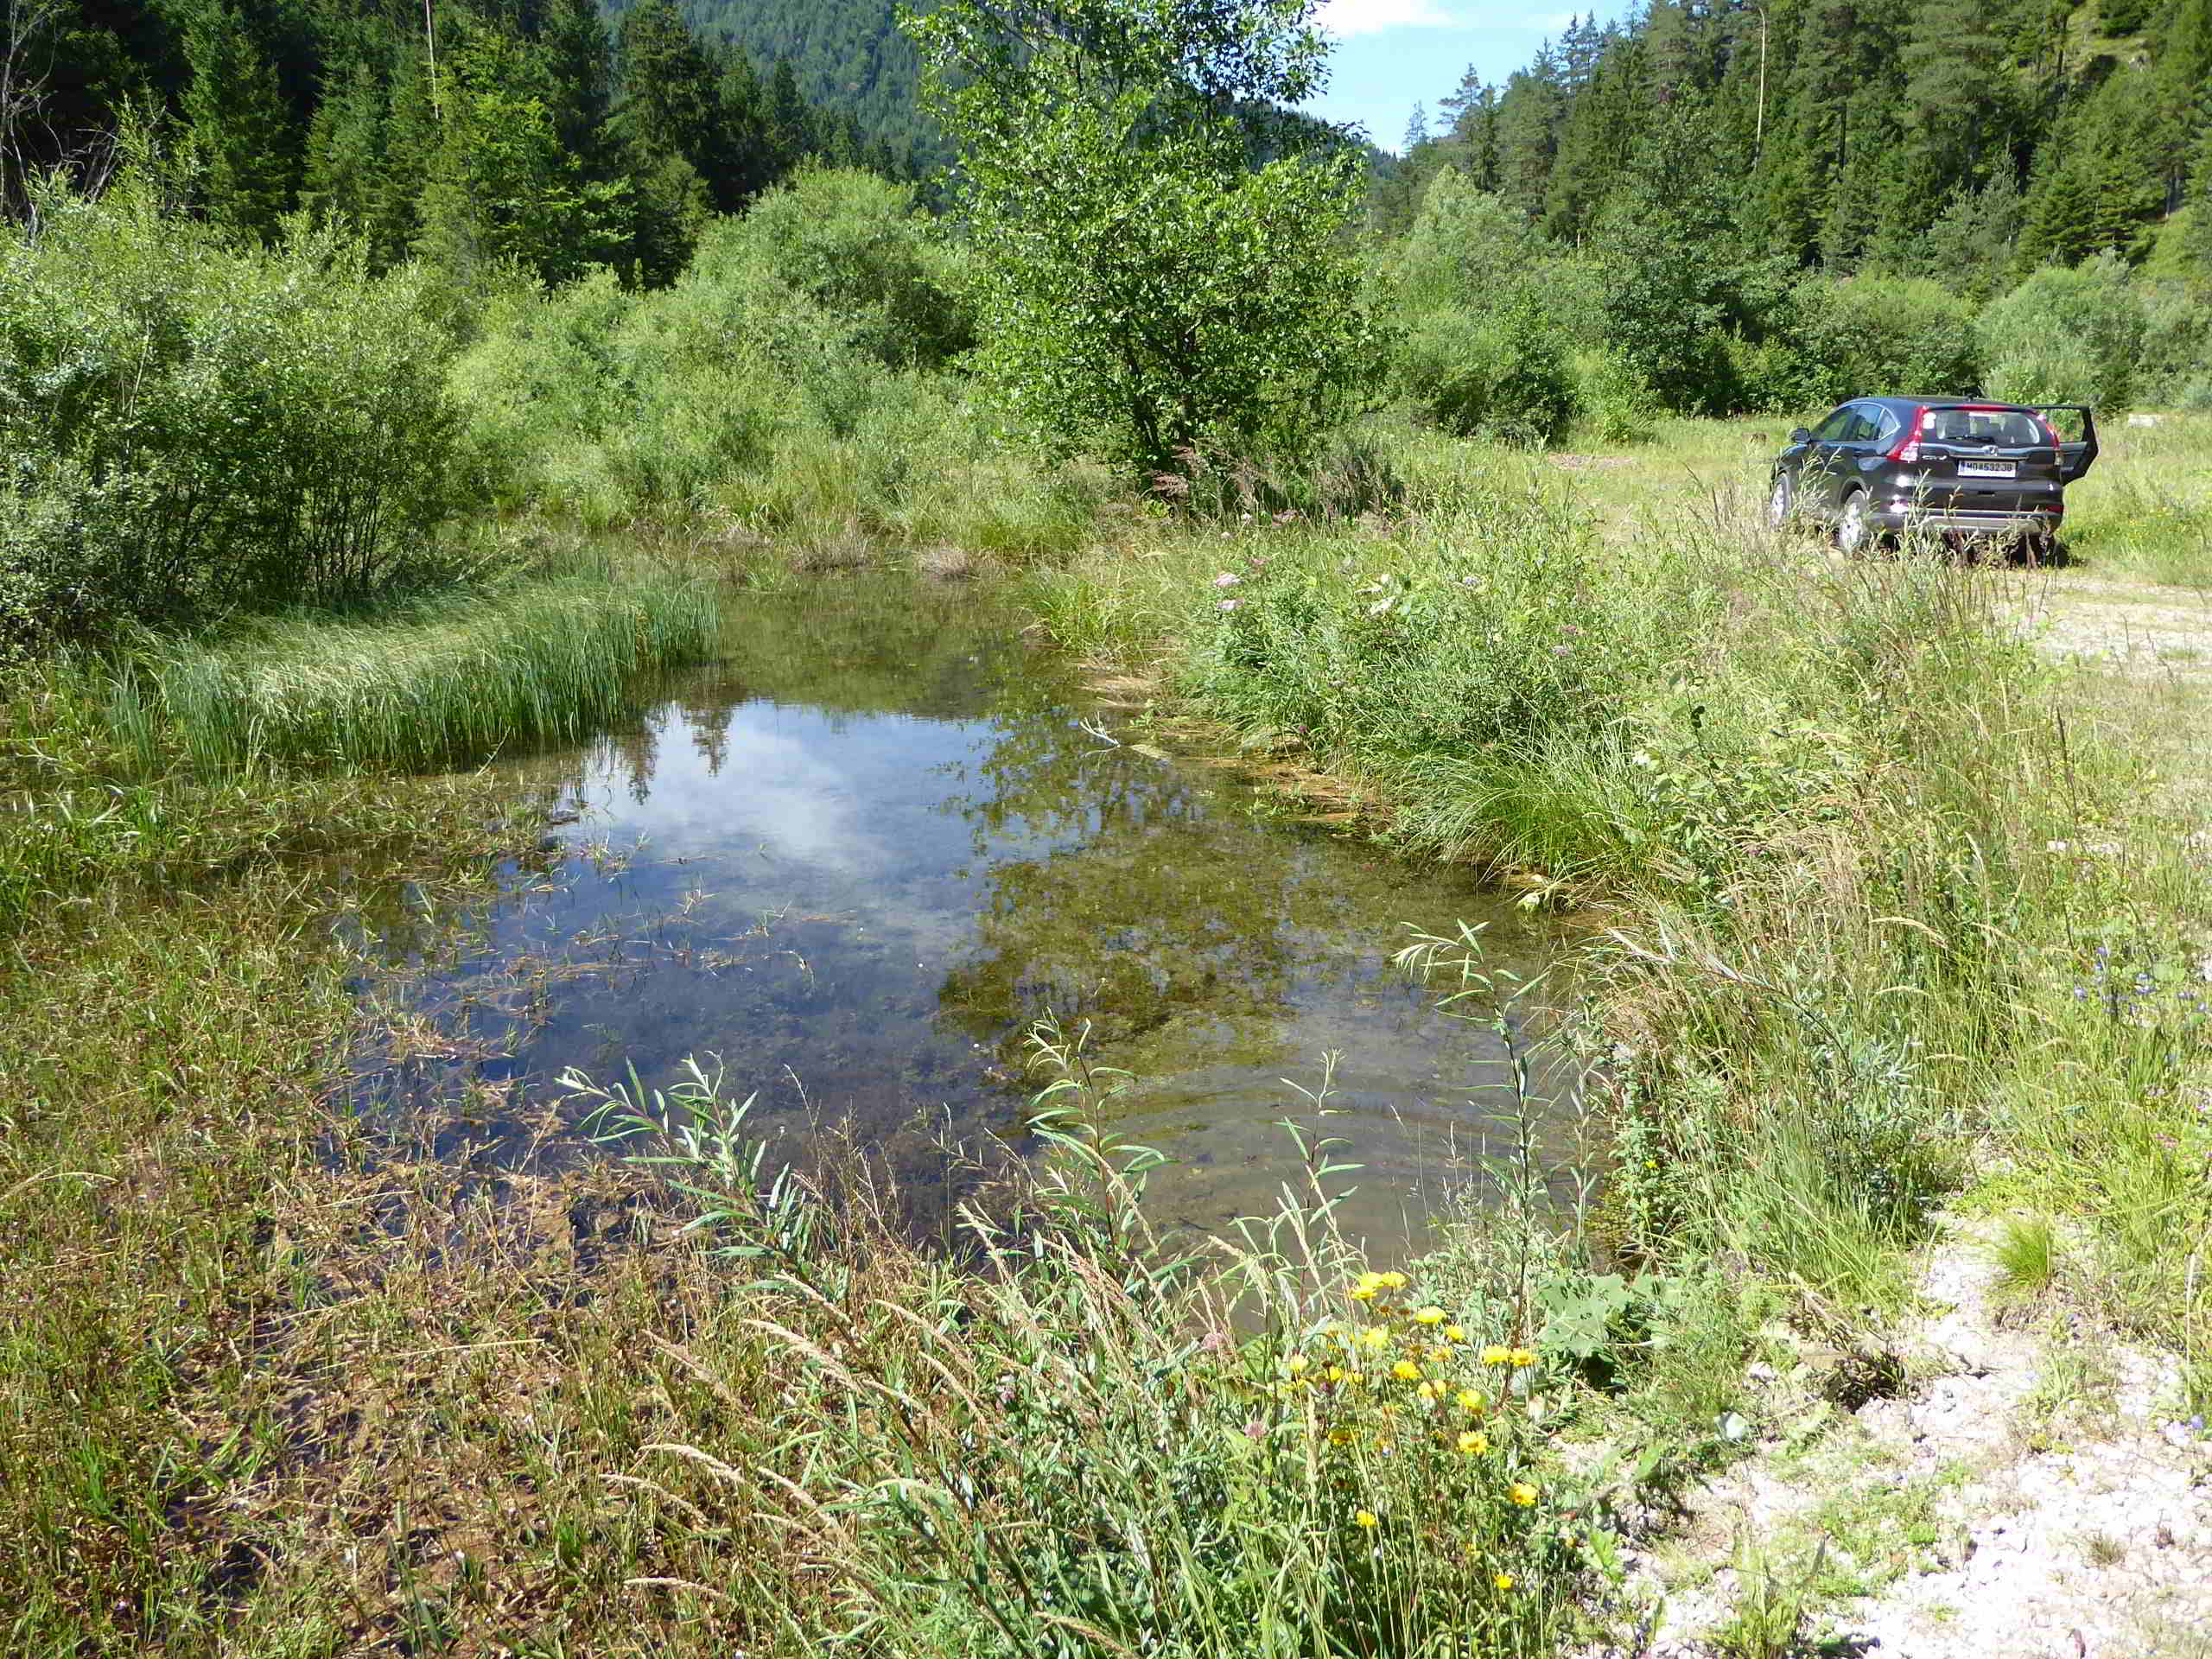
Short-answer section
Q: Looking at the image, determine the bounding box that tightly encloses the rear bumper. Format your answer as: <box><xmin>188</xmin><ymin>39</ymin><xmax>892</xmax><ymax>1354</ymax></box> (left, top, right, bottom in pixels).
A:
<box><xmin>1869</xmin><ymin>505</ymin><xmax>2060</xmax><ymax>538</ymax></box>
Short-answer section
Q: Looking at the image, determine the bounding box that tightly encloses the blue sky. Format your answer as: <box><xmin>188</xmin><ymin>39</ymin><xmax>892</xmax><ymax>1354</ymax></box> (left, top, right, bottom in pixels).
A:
<box><xmin>1306</xmin><ymin>1</ymin><xmax>1624</xmax><ymax>153</ymax></box>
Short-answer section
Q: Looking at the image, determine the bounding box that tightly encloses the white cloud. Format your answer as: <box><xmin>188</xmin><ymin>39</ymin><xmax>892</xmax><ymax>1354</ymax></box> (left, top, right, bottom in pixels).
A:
<box><xmin>1313</xmin><ymin>0</ymin><xmax>1465</xmax><ymax>37</ymax></box>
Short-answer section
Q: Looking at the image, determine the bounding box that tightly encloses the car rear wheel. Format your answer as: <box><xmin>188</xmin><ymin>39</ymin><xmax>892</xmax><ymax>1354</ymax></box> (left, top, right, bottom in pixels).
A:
<box><xmin>1835</xmin><ymin>490</ymin><xmax>1872</xmax><ymax>556</ymax></box>
<box><xmin>1766</xmin><ymin>473</ymin><xmax>1794</xmax><ymax>531</ymax></box>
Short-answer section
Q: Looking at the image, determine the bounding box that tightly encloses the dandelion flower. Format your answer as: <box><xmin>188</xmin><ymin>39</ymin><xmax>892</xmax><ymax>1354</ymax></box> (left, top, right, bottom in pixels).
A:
<box><xmin>1444</xmin><ymin>1324</ymin><xmax>1467</xmax><ymax>1343</ymax></box>
<box><xmin>1392</xmin><ymin>1359</ymin><xmax>1421</xmax><ymax>1382</ymax></box>
<box><xmin>1456</xmin><ymin>1430</ymin><xmax>1489</xmax><ymax>1456</ymax></box>
<box><xmin>1416</xmin><ymin>1380</ymin><xmax>1441</xmax><ymax>1402</ymax></box>
<box><xmin>1510</xmin><ymin>1347</ymin><xmax>1538</xmax><ymax>1368</ymax></box>
<box><xmin>1354</xmin><ymin>1509</ymin><xmax>1379</xmax><ymax>1529</ymax></box>
<box><xmin>1378</xmin><ymin>1271</ymin><xmax>1408</xmax><ymax>1290</ymax></box>
<box><xmin>1354</xmin><ymin>1271</ymin><xmax>1387</xmax><ymax>1292</ymax></box>
<box><xmin>1494</xmin><ymin>1571</ymin><xmax>1516</xmax><ymax>1592</ymax></box>
<box><xmin>1324</xmin><ymin>1365</ymin><xmax>1346</xmax><ymax>1383</ymax></box>
<box><xmin>1508</xmin><ymin>1482</ymin><xmax>1537</xmax><ymax>1507</ymax></box>
<box><xmin>1411</xmin><ymin>1305</ymin><xmax>1446</xmax><ymax>1325</ymax></box>
<box><xmin>1480</xmin><ymin>1344</ymin><xmax>1512</xmax><ymax>1366</ymax></box>
<box><xmin>1287</xmin><ymin>1354</ymin><xmax>1309</xmax><ymax>1376</ymax></box>
<box><xmin>1456</xmin><ymin>1389</ymin><xmax>1486</xmax><ymax>1412</ymax></box>
<box><xmin>1360</xmin><ymin>1329</ymin><xmax>1389</xmax><ymax>1351</ymax></box>
<box><xmin>1349</xmin><ymin>1283</ymin><xmax>1378</xmax><ymax>1301</ymax></box>
<box><xmin>1424</xmin><ymin>1346</ymin><xmax>1452</xmax><ymax>1364</ymax></box>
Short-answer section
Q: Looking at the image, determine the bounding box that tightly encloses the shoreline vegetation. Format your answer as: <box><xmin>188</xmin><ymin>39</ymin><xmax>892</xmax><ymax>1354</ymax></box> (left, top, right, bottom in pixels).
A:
<box><xmin>6</xmin><ymin>0</ymin><xmax>2212</xmax><ymax>1647</ymax></box>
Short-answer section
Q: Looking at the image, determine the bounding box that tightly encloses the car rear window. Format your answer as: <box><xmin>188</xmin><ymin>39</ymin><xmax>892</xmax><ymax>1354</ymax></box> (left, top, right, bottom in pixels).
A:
<box><xmin>1919</xmin><ymin>408</ymin><xmax>2046</xmax><ymax>448</ymax></box>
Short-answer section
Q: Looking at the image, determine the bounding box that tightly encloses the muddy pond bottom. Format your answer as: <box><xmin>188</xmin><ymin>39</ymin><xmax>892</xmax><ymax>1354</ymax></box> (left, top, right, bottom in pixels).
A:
<box><xmin>354</xmin><ymin>575</ymin><xmax>1567</xmax><ymax>1255</ymax></box>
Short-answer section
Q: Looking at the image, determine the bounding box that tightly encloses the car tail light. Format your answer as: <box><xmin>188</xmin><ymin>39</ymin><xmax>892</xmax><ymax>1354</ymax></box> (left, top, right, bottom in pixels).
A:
<box><xmin>1887</xmin><ymin>406</ymin><xmax>1926</xmax><ymax>464</ymax></box>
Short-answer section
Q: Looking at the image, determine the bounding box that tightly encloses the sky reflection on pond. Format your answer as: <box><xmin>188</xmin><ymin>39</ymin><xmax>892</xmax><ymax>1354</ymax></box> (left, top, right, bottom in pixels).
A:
<box><xmin>355</xmin><ymin>574</ymin><xmax>1569</xmax><ymax>1254</ymax></box>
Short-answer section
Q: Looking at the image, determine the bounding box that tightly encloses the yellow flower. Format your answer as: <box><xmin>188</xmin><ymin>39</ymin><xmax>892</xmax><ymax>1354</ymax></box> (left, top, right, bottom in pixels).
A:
<box><xmin>1444</xmin><ymin>1325</ymin><xmax>1467</xmax><ymax>1343</ymax></box>
<box><xmin>1377</xmin><ymin>1270</ymin><xmax>1408</xmax><ymax>1290</ymax></box>
<box><xmin>1354</xmin><ymin>1509</ymin><xmax>1379</xmax><ymax>1529</ymax></box>
<box><xmin>1411</xmin><ymin>1305</ymin><xmax>1445</xmax><ymax>1325</ymax></box>
<box><xmin>1359</xmin><ymin>1328</ymin><xmax>1389</xmax><ymax>1351</ymax></box>
<box><xmin>1456</xmin><ymin>1389</ymin><xmax>1486</xmax><ymax>1412</ymax></box>
<box><xmin>1493</xmin><ymin>1571</ymin><xmax>1516</xmax><ymax>1592</ymax></box>
<box><xmin>1286</xmin><ymin>1354</ymin><xmax>1309</xmax><ymax>1376</ymax></box>
<box><xmin>1392</xmin><ymin>1359</ymin><xmax>1421</xmax><ymax>1382</ymax></box>
<box><xmin>1424</xmin><ymin>1346</ymin><xmax>1452</xmax><ymax>1364</ymax></box>
<box><xmin>1324</xmin><ymin>1365</ymin><xmax>1346</xmax><ymax>1383</ymax></box>
<box><xmin>1349</xmin><ymin>1283</ymin><xmax>1378</xmax><ymax>1301</ymax></box>
<box><xmin>1479</xmin><ymin>1344</ymin><xmax>1512</xmax><ymax>1366</ymax></box>
<box><xmin>1456</xmin><ymin>1430</ymin><xmax>1490</xmax><ymax>1456</ymax></box>
<box><xmin>1416</xmin><ymin>1380</ymin><xmax>1442</xmax><ymax>1402</ymax></box>
<box><xmin>1508</xmin><ymin>1482</ymin><xmax>1537</xmax><ymax>1507</ymax></box>
<box><xmin>1510</xmin><ymin>1348</ymin><xmax>1538</xmax><ymax>1368</ymax></box>
<box><xmin>1328</xmin><ymin>1427</ymin><xmax>1356</xmax><ymax>1446</ymax></box>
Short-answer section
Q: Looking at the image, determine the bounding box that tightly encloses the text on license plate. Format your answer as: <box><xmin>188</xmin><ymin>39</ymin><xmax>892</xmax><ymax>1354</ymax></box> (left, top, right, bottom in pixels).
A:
<box><xmin>1957</xmin><ymin>460</ymin><xmax>2017</xmax><ymax>478</ymax></box>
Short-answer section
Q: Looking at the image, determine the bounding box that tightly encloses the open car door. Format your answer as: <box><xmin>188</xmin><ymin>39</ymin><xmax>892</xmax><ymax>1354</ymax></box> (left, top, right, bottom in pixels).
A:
<box><xmin>2032</xmin><ymin>405</ymin><xmax>2099</xmax><ymax>483</ymax></box>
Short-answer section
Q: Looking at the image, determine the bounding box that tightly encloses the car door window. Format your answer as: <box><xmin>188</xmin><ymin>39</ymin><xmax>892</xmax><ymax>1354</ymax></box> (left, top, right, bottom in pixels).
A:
<box><xmin>1811</xmin><ymin>407</ymin><xmax>1857</xmax><ymax>442</ymax></box>
<box><xmin>1840</xmin><ymin>406</ymin><xmax>1882</xmax><ymax>444</ymax></box>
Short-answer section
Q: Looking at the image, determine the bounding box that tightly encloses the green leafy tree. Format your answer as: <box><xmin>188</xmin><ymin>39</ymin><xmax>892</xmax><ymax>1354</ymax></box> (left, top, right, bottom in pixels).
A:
<box><xmin>905</xmin><ymin>0</ymin><xmax>1381</xmax><ymax>474</ymax></box>
<box><xmin>1595</xmin><ymin>99</ymin><xmax>1751</xmax><ymax>414</ymax></box>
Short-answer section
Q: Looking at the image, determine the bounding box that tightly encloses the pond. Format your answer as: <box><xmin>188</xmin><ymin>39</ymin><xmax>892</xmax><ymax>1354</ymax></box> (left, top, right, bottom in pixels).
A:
<box><xmin>351</xmin><ymin>574</ymin><xmax>1571</xmax><ymax>1255</ymax></box>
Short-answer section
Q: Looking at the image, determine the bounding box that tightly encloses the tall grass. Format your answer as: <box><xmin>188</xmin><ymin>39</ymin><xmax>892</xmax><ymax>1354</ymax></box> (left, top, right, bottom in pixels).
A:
<box><xmin>82</xmin><ymin>572</ymin><xmax>715</xmax><ymax>777</ymax></box>
<box><xmin>1034</xmin><ymin>448</ymin><xmax>2212</xmax><ymax>1367</ymax></box>
<box><xmin>551</xmin><ymin>1032</ymin><xmax>1614</xmax><ymax>1658</ymax></box>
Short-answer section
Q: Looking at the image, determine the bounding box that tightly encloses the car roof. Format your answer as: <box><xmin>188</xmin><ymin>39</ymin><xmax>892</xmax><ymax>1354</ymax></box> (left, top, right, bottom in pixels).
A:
<box><xmin>1860</xmin><ymin>396</ymin><xmax>2036</xmax><ymax>413</ymax></box>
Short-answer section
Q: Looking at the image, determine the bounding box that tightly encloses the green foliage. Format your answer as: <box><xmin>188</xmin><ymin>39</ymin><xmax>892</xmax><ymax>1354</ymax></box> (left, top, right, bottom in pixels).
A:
<box><xmin>1401</xmin><ymin>302</ymin><xmax>1577</xmax><ymax>446</ymax></box>
<box><xmin>454</xmin><ymin>169</ymin><xmax>1103</xmax><ymax>557</ymax></box>
<box><xmin>700</xmin><ymin>164</ymin><xmax>972</xmax><ymax>369</ymax></box>
<box><xmin>1750</xmin><ymin>273</ymin><xmax>1985</xmax><ymax>410</ymax></box>
<box><xmin>0</xmin><ymin>184</ymin><xmax>478</xmax><ymax>645</ymax></box>
<box><xmin>907</xmin><ymin>0</ymin><xmax>1382</xmax><ymax>474</ymax></box>
<box><xmin>1981</xmin><ymin>253</ymin><xmax>2150</xmax><ymax>410</ymax></box>
<box><xmin>1594</xmin><ymin>102</ymin><xmax>1754</xmax><ymax>416</ymax></box>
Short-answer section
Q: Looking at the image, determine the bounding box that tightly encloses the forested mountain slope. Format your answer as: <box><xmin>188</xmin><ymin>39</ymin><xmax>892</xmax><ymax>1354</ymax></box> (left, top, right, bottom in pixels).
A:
<box><xmin>2</xmin><ymin>0</ymin><xmax>893</xmax><ymax>282</ymax></box>
<box><xmin>613</xmin><ymin>0</ymin><xmax>945</xmax><ymax>171</ymax></box>
<box><xmin>1380</xmin><ymin>0</ymin><xmax>2212</xmax><ymax>290</ymax></box>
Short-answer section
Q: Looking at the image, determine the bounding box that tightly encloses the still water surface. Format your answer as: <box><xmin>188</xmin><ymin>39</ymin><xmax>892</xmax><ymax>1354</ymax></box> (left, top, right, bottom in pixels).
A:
<box><xmin>356</xmin><ymin>575</ymin><xmax>1562</xmax><ymax>1253</ymax></box>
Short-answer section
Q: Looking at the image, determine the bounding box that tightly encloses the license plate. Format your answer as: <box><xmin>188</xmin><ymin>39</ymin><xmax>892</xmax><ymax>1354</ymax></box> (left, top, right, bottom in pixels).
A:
<box><xmin>1957</xmin><ymin>459</ymin><xmax>2017</xmax><ymax>478</ymax></box>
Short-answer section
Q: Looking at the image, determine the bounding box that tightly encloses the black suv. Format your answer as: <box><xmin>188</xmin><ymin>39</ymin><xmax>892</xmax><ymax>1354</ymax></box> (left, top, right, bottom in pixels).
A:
<box><xmin>1768</xmin><ymin>397</ymin><xmax>2099</xmax><ymax>556</ymax></box>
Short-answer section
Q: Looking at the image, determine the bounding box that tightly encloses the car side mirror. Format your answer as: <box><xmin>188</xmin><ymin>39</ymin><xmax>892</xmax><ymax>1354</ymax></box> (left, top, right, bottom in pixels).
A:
<box><xmin>1789</xmin><ymin>427</ymin><xmax>1812</xmax><ymax>445</ymax></box>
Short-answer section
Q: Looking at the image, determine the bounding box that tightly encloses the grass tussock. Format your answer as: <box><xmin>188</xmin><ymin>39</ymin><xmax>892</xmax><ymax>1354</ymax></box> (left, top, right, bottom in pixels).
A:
<box><xmin>95</xmin><ymin>572</ymin><xmax>717</xmax><ymax>777</ymax></box>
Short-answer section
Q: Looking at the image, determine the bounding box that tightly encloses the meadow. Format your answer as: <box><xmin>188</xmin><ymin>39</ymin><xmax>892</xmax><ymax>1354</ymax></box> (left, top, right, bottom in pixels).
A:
<box><xmin>4</xmin><ymin>162</ymin><xmax>2210</xmax><ymax>1653</ymax></box>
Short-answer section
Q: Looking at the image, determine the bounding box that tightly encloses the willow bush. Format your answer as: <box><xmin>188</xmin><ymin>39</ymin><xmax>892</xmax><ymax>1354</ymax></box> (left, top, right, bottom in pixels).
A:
<box><xmin>0</xmin><ymin>182</ymin><xmax>480</xmax><ymax>648</ymax></box>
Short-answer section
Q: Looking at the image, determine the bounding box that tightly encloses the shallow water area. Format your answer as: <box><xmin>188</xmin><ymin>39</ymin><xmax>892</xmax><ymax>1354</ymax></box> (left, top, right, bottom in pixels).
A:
<box><xmin>353</xmin><ymin>573</ymin><xmax>1569</xmax><ymax>1254</ymax></box>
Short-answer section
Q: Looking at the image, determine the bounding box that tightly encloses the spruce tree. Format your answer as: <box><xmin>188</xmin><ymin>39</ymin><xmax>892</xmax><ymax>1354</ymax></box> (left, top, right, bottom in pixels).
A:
<box><xmin>179</xmin><ymin>0</ymin><xmax>296</xmax><ymax>238</ymax></box>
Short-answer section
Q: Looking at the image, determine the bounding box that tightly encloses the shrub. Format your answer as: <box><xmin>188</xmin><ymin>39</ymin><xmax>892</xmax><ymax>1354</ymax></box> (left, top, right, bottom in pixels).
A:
<box><xmin>0</xmin><ymin>183</ymin><xmax>476</xmax><ymax>645</ymax></box>
<box><xmin>2133</xmin><ymin>281</ymin><xmax>2212</xmax><ymax>404</ymax></box>
<box><xmin>1401</xmin><ymin>302</ymin><xmax>1579</xmax><ymax>448</ymax></box>
<box><xmin>1394</xmin><ymin>170</ymin><xmax>1547</xmax><ymax>315</ymax></box>
<box><xmin>1980</xmin><ymin>252</ymin><xmax>2148</xmax><ymax>411</ymax></box>
<box><xmin>1776</xmin><ymin>273</ymin><xmax>1985</xmax><ymax>409</ymax></box>
<box><xmin>684</xmin><ymin>167</ymin><xmax>975</xmax><ymax>371</ymax></box>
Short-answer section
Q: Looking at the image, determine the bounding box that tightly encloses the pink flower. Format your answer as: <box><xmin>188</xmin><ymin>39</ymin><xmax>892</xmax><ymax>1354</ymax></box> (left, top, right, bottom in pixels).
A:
<box><xmin>1218</xmin><ymin>599</ymin><xmax>1241</xmax><ymax>612</ymax></box>
<box><xmin>1213</xmin><ymin>571</ymin><xmax>1242</xmax><ymax>588</ymax></box>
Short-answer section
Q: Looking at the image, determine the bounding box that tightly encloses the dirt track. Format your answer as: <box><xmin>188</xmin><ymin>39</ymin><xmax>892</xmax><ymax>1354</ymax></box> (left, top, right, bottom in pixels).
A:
<box><xmin>2012</xmin><ymin>570</ymin><xmax>2212</xmax><ymax>676</ymax></box>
